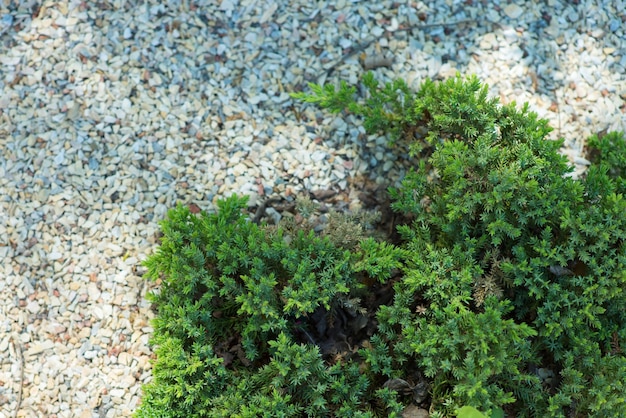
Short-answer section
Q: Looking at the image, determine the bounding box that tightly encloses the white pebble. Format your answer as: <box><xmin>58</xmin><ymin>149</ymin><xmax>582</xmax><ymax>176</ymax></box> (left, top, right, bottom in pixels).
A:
<box><xmin>503</xmin><ymin>4</ymin><xmax>524</xmax><ymax>19</ymax></box>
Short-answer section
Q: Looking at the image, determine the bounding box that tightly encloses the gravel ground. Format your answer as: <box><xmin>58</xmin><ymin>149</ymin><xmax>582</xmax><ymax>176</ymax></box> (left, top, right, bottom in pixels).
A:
<box><xmin>0</xmin><ymin>0</ymin><xmax>625</xmax><ymax>416</ymax></box>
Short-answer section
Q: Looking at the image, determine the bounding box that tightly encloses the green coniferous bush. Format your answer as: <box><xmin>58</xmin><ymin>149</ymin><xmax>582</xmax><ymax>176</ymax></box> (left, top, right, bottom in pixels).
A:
<box><xmin>136</xmin><ymin>195</ymin><xmax>406</xmax><ymax>417</ymax></box>
<box><xmin>296</xmin><ymin>73</ymin><xmax>626</xmax><ymax>417</ymax></box>
<box><xmin>137</xmin><ymin>73</ymin><xmax>626</xmax><ymax>417</ymax></box>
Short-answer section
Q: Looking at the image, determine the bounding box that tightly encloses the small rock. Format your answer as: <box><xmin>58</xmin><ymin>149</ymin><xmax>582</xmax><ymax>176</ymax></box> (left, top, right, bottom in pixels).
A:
<box><xmin>371</xmin><ymin>26</ymin><xmax>384</xmax><ymax>37</ymax></box>
<box><xmin>248</xmin><ymin>94</ymin><xmax>268</xmax><ymax>105</ymax></box>
<box><xmin>118</xmin><ymin>352</ymin><xmax>131</xmax><ymax>366</ymax></box>
<box><xmin>311</xmin><ymin>151</ymin><xmax>328</xmax><ymax>162</ymax></box>
<box><xmin>27</xmin><ymin>340</ymin><xmax>54</xmax><ymax>355</ymax></box>
<box><xmin>27</xmin><ymin>300</ymin><xmax>41</xmax><ymax>314</ymax></box>
<box><xmin>0</xmin><ymin>337</ymin><xmax>8</xmax><ymax>352</ymax></box>
<box><xmin>87</xmin><ymin>283</ymin><xmax>101</xmax><ymax>300</ymax></box>
<box><xmin>402</xmin><ymin>404</ymin><xmax>429</xmax><ymax>418</ymax></box>
<box><xmin>83</xmin><ymin>350</ymin><xmax>98</xmax><ymax>359</ymax></box>
<box><xmin>339</xmin><ymin>38</ymin><xmax>352</xmax><ymax>49</ymax></box>
<box><xmin>480</xmin><ymin>33</ymin><xmax>497</xmax><ymax>49</ymax></box>
<box><xmin>503</xmin><ymin>4</ymin><xmax>524</xmax><ymax>19</ymax></box>
<box><xmin>0</xmin><ymin>14</ymin><xmax>13</xmax><ymax>36</ymax></box>
<box><xmin>110</xmin><ymin>388</ymin><xmax>126</xmax><ymax>398</ymax></box>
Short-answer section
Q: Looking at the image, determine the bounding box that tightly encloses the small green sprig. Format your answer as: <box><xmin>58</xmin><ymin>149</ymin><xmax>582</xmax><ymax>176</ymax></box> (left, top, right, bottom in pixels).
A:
<box><xmin>291</xmin><ymin>72</ymin><xmax>416</xmax><ymax>141</ymax></box>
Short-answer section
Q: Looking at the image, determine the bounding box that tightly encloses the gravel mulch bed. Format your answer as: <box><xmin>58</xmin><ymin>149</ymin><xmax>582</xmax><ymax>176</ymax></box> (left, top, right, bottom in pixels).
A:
<box><xmin>1</xmin><ymin>0</ymin><xmax>624</xmax><ymax>416</ymax></box>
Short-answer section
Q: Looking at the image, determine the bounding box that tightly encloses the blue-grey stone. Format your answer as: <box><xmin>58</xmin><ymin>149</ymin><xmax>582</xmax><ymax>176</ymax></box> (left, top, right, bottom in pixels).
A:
<box><xmin>88</xmin><ymin>157</ymin><xmax>100</xmax><ymax>170</ymax></box>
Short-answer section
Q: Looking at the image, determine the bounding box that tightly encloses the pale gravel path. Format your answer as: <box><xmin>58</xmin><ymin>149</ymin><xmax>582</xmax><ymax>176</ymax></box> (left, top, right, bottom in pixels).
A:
<box><xmin>0</xmin><ymin>0</ymin><xmax>624</xmax><ymax>417</ymax></box>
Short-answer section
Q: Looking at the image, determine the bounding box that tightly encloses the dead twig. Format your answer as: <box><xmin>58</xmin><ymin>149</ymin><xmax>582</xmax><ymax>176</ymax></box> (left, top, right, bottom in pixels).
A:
<box><xmin>322</xmin><ymin>19</ymin><xmax>473</xmax><ymax>80</ymax></box>
<box><xmin>251</xmin><ymin>198</ymin><xmax>282</xmax><ymax>224</ymax></box>
<box><xmin>552</xmin><ymin>46</ymin><xmax>563</xmax><ymax>139</ymax></box>
<box><xmin>11</xmin><ymin>334</ymin><xmax>24</xmax><ymax>418</ymax></box>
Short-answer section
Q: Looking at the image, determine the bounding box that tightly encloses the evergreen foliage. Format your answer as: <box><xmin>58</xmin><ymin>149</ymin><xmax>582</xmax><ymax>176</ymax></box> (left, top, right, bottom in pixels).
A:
<box><xmin>137</xmin><ymin>73</ymin><xmax>626</xmax><ymax>417</ymax></box>
<box><xmin>301</xmin><ymin>73</ymin><xmax>626</xmax><ymax>417</ymax></box>
<box><xmin>136</xmin><ymin>195</ymin><xmax>404</xmax><ymax>417</ymax></box>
